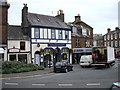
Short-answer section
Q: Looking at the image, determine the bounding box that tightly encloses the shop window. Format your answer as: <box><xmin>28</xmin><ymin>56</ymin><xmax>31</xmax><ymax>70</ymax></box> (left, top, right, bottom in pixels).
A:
<box><xmin>9</xmin><ymin>55</ymin><xmax>16</xmax><ymax>61</ymax></box>
<box><xmin>0</xmin><ymin>54</ymin><xmax>4</xmax><ymax>61</ymax></box>
<box><xmin>18</xmin><ymin>54</ymin><xmax>27</xmax><ymax>63</ymax></box>
<box><xmin>20</xmin><ymin>41</ymin><xmax>25</xmax><ymax>50</ymax></box>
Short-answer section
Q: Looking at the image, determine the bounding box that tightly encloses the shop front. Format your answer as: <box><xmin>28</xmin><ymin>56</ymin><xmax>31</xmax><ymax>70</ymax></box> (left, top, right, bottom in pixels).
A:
<box><xmin>61</xmin><ymin>47</ymin><xmax>70</xmax><ymax>62</ymax></box>
<box><xmin>72</xmin><ymin>48</ymin><xmax>92</xmax><ymax>64</ymax></box>
<box><xmin>44</xmin><ymin>47</ymin><xmax>54</xmax><ymax>67</ymax></box>
<box><xmin>8</xmin><ymin>47</ymin><xmax>30</xmax><ymax>63</ymax></box>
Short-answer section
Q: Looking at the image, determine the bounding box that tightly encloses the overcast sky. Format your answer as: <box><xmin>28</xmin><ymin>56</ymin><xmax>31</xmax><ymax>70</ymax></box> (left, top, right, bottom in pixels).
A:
<box><xmin>7</xmin><ymin>0</ymin><xmax>119</xmax><ymax>34</ymax></box>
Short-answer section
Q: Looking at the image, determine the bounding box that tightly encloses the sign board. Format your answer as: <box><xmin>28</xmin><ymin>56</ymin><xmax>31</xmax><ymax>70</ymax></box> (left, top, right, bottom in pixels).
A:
<box><xmin>73</xmin><ymin>48</ymin><xmax>92</xmax><ymax>53</ymax></box>
<box><xmin>9</xmin><ymin>48</ymin><xmax>20</xmax><ymax>52</ymax></box>
<box><xmin>48</xmin><ymin>43</ymin><xmax>66</xmax><ymax>47</ymax></box>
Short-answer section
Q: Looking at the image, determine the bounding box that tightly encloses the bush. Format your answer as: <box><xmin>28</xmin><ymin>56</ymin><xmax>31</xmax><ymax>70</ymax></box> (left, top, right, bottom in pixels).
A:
<box><xmin>1</xmin><ymin>61</ymin><xmax>44</xmax><ymax>74</ymax></box>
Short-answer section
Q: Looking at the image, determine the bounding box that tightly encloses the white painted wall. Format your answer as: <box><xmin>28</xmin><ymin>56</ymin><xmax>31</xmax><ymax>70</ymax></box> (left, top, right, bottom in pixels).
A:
<box><xmin>8</xmin><ymin>40</ymin><xmax>30</xmax><ymax>51</ymax></box>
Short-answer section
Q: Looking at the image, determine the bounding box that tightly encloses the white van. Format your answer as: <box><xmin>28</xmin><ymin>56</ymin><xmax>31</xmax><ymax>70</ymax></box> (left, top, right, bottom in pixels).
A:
<box><xmin>80</xmin><ymin>55</ymin><xmax>92</xmax><ymax>68</ymax></box>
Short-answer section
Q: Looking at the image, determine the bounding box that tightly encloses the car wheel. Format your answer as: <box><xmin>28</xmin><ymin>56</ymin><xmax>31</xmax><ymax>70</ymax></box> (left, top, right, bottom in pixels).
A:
<box><xmin>65</xmin><ymin>68</ymin><xmax>68</xmax><ymax>73</ymax></box>
<box><xmin>71</xmin><ymin>68</ymin><xmax>73</xmax><ymax>71</ymax></box>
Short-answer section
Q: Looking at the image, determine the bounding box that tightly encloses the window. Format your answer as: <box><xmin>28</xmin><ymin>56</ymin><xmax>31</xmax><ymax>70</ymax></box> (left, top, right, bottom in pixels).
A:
<box><xmin>72</xmin><ymin>26</ymin><xmax>77</xmax><ymax>33</ymax></box>
<box><xmin>76</xmin><ymin>39</ymin><xmax>80</xmax><ymax>47</ymax></box>
<box><xmin>104</xmin><ymin>35</ymin><xmax>106</xmax><ymax>41</ymax></box>
<box><xmin>51</xmin><ymin>29</ymin><xmax>56</xmax><ymax>39</ymax></box>
<box><xmin>65</xmin><ymin>31</ymin><xmax>69</xmax><ymax>39</ymax></box>
<box><xmin>108</xmin><ymin>41</ymin><xmax>110</xmax><ymax>46</ymax></box>
<box><xmin>107</xmin><ymin>35</ymin><xmax>109</xmax><ymax>40</ymax></box>
<box><xmin>58</xmin><ymin>30</ymin><xmax>62</xmax><ymax>39</ymax></box>
<box><xmin>82</xmin><ymin>27</ymin><xmax>87</xmax><ymax>36</ymax></box>
<box><xmin>40</xmin><ymin>28</ymin><xmax>44</xmax><ymax>38</ymax></box>
<box><xmin>48</xmin><ymin>29</ymin><xmax>51</xmax><ymax>39</ymax></box>
<box><xmin>86</xmin><ymin>29</ymin><xmax>90</xmax><ymax>36</ymax></box>
<box><xmin>119</xmin><ymin>41</ymin><xmax>120</xmax><ymax>47</ymax></box>
<box><xmin>104</xmin><ymin>42</ymin><xmax>106</xmax><ymax>47</ymax></box>
<box><xmin>111</xmin><ymin>34</ymin><xmax>113</xmax><ymax>40</ymax></box>
<box><xmin>44</xmin><ymin>28</ymin><xmax>47</xmax><ymax>39</ymax></box>
<box><xmin>20</xmin><ymin>41</ymin><xmax>25</xmax><ymax>50</ymax></box>
<box><xmin>111</xmin><ymin>41</ymin><xmax>113</xmax><ymax>47</ymax></box>
<box><xmin>115</xmin><ymin>41</ymin><xmax>118</xmax><ymax>47</ymax></box>
<box><xmin>9</xmin><ymin>55</ymin><xmax>16</xmax><ymax>61</ymax></box>
<box><xmin>34</xmin><ymin>28</ymin><xmax>40</xmax><ymax>38</ymax></box>
<box><xmin>86</xmin><ymin>40</ymin><xmax>90</xmax><ymax>47</ymax></box>
<box><xmin>115</xmin><ymin>33</ymin><xmax>117</xmax><ymax>39</ymax></box>
<box><xmin>119</xmin><ymin>33</ymin><xmax>120</xmax><ymax>38</ymax></box>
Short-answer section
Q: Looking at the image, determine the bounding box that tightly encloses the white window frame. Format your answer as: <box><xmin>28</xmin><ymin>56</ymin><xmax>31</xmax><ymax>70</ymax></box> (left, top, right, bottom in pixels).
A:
<box><xmin>115</xmin><ymin>41</ymin><xmax>118</xmax><ymax>47</ymax></box>
<box><xmin>107</xmin><ymin>34</ymin><xmax>109</xmax><ymax>40</ymax></box>
<box><xmin>34</xmin><ymin>28</ymin><xmax>40</xmax><ymax>38</ymax></box>
<box><xmin>40</xmin><ymin>28</ymin><xmax>44</xmax><ymax>38</ymax></box>
<box><xmin>58</xmin><ymin>30</ymin><xmax>62</xmax><ymax>39</ymax></box>
<box><xmin>104</xmin><ymin>35</ymin><xmax>106</xmax><ymax>41</ymax></box>
<box><xmin>111</xmin><ymin>41</ymin><xmax>113</xmax><ymax>47</ymax></box>
<box><xmin>111</xmin><ymin>34</ymin><xmax>113</xmax><ymax>40</ymax></box>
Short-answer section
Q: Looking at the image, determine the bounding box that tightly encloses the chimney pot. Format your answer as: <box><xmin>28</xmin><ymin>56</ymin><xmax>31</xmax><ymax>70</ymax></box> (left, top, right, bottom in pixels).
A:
<box><xmin>107</xmin><ymin>28</ymin><xmax>111</xmax><ymax>33</ymax></box>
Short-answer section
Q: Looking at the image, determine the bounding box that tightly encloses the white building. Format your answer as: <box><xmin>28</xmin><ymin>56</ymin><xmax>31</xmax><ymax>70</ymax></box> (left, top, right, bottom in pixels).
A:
<box><xmin>21</xmin><ymin>5</ymin><xmax>72</xmax><ymax>66</ymax></box>
<box><xmin>8</xmin><ymin>25</ymin><xmax>31</xmax><ymax>63</ymax></box>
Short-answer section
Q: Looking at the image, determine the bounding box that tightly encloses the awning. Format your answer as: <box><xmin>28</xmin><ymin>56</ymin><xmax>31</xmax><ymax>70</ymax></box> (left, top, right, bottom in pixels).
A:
<box><xmin>0</xmin><ymin>48</ymin><xmax>4</xmax><ymax>53</ymax></box>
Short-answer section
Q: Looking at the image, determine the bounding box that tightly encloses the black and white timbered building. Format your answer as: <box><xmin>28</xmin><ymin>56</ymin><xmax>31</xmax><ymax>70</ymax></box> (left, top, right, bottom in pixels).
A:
<box><xmin>21</xmin><ymin>4</ymin><xmax>72</xmax><ymax>66</ymax></box>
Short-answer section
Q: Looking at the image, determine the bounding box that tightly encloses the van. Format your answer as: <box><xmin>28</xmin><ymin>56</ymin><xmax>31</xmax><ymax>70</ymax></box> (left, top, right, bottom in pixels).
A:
<box><xmin>80</xmin><ymin>55</ymin><xmax>92</xmax><ymax>68</ymax></box>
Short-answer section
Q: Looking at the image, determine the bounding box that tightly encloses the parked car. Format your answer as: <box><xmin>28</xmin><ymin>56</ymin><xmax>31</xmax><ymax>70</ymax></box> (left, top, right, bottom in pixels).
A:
<box><xmin>54</xmin><ymin>60</ymin><xmax>73</xmax><ymax>73</ymax></box>
<box><xmin>110</xmin><ymin>82</ymin><xmax>120</xmax><ymax>90</ymax></box>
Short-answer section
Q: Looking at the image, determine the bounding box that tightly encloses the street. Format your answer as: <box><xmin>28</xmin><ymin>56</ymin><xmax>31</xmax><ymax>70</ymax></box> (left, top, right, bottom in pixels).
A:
<box><xmin>2</xmin><ymin>59</ymin><xmax>119</xmax><ymax>89</ymax></box>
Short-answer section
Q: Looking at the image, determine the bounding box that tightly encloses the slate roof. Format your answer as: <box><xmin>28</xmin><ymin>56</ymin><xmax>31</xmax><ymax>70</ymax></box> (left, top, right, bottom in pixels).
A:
<box><xmin>27</xmin><ymin>13</ymin><xmax>70</xmax><ymax>29</ymax></box>
<box><xmin>8</xmin><ymin>25</ymin><xmax>30</xmax><ymax>40</ymax></box>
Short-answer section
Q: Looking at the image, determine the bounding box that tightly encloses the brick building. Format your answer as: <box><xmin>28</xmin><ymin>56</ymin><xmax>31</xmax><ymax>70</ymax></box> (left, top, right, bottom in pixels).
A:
<box><xmin>68</xmin><ymin>14</ymin><xmax>93</xmax><ymax>64</ymax></box>
<box><xmin>71</xmin><ymin>14</ymin><xmax>93</xmax><ymax>48</ymax></box>
<box><xmin>93</xmin><ymin>34</ymin><xmax>104</xmax><ymax>47</ymax></box>
<box><xmin>103</xmin><ymin>27</ymin><xmax>120</xmax><ymax>57</ymax></box>
<box><xmin>0</xmin><ymin>0</ymin><xmax>10</xmax><ymax>61</ymax></box>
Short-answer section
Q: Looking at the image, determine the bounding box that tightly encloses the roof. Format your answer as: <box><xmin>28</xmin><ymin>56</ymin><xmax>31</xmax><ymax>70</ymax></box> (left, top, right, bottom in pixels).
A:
<box><xmin>93</xmin><ymin>34</ymin><xmax>103</xmax><ymax>40</ymax></box>
<box><xmin>103</xmin><ymin>28</ymin><xmax>120</xmax><ymax>36</ymax></box>
<box><xmin>8</xmin><ymin>25</ymin><xmax>30</xmax><ymax>40</ymax></box>
<box><xmin>27</xmin><ymin>13</ymin><xmax>70</xmax><ymax>29</ymax></box>
<box><xmin>72</xmin><ymin>20</ymin><xmax>93</xmax><ymax>29</ymax></box>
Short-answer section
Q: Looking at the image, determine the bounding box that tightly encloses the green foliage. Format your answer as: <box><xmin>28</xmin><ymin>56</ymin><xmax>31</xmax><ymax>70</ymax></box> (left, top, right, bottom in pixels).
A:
<box><xmin>1</xmin><ymin>61</ymin><xmax>44</xmax><ymax>74</ymax></box>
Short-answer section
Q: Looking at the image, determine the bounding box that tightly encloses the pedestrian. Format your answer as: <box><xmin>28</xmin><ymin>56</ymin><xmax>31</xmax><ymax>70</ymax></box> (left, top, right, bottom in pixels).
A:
<box><xmin>92</xmin><ymin>53</ymin><xmax>95</xmax><ymax>63</ymax></box>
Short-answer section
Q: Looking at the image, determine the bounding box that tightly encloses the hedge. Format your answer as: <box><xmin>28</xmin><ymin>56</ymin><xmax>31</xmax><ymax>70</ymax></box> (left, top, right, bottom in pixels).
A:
<box><xmin>0</xmin><ymin>61</ymin><xmax>44</xmax><ymax>74</ymax></box>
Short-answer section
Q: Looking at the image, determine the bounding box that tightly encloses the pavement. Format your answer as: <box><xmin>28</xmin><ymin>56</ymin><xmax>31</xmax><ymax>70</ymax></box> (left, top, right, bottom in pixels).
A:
<box><xmin>2</xmin><ymin>67</ymin><xmax>54</xmax><ymax>78</ymax></box>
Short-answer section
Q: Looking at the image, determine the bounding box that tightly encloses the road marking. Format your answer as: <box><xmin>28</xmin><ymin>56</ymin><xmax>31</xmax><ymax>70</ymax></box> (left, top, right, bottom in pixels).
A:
<box><xmin>1</xmin><ymin>75</ymin><xmax>42</xmax><ymax>80</ymax></box>
<box><xmin>58</xmin><ymin>84</ymin><xmax>73</xmax><ymax>86</ymax></box>
<box><xmin>86</xmin><ymin>83</ymin><xmax>100</xmax><ymax>86</ymax></box>
<box><xmin>32</xmin><ymin>84</ymin><xmax>45</xmax><ymax>86</ymax></box>
<box><xmin>5</xmin><ymin>83</ymin><xmax>18</xmax><ymax>85</ymax></box>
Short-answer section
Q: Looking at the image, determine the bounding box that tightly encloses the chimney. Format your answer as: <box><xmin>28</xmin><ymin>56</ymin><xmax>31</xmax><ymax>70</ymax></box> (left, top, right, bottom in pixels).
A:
<box><xmin>115</xmin><ymin>27</ymin><xmax>119</xmax><ymax>30</ymax></box>
<box><xmin>21</xmin><ymin>3</ymin><xmax>28</xmax><ymax>27</ymax></box>
<box><xmin>56</xmin><ymin>10</ymin><xmax>64</xmax><ymax>22</ymax></box>
<box><xmin>107</xmin><ymin>28</ymin><xmax>111</xmax><ymax>33</ymax></box>
<box><xmin>0</xmin><ymin>0</ymin><xmax>10</xmax><ymax>45</ymax></box>
<box><xmin>75</xmin><ymin>14</ymin><xmax>81</xmax><ymax>22</ymax></box>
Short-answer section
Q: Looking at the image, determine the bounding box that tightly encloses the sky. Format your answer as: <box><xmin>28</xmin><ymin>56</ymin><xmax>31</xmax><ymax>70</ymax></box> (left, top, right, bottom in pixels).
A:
<box><xmin>7</xmin><ymin>0</ymin><xmax>119</xmax><ymax>35</ymax></box>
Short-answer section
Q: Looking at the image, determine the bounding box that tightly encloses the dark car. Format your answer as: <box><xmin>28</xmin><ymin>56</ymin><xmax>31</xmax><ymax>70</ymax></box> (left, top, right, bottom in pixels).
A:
<box><xmin>54</xmin><ymin>60</ymin><xmax>73</xmax><ymax>73</ymax></box>
<box><xmin>110</xmin><ymin>82</ymin><xmax>120</xmax><ymax>90</ymax></box>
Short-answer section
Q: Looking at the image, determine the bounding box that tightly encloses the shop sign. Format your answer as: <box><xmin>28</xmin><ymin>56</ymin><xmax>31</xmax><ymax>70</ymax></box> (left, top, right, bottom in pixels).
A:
<box><xmin>73</xmin><ymin>48</ymin><xmax>92</xmax><ymax>53</ymax></box>
<box><xmin>9</xmin><ymin>48</ymin><xmax>20</xmax><ymax>52</ymax></box>
<box><xmin>48</xmin><ymin>43</ymin><xmax>66</xmax><ymax>47</ymax></box>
